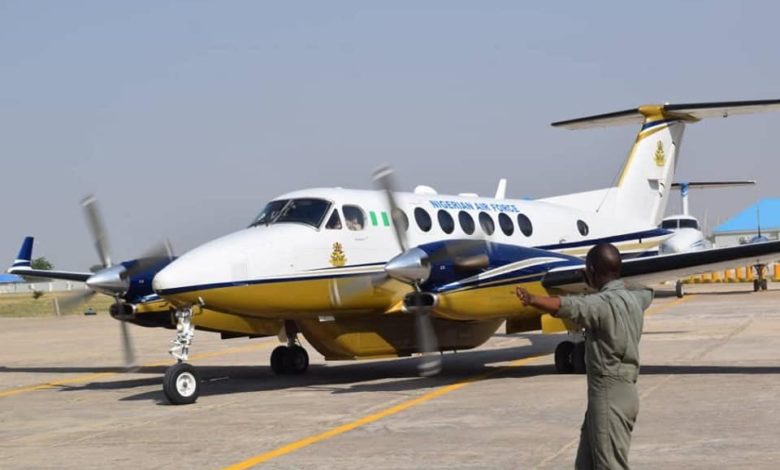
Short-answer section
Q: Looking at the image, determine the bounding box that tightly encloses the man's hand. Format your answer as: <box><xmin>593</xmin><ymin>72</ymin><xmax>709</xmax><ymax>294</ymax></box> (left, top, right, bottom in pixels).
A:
<box><xmin>516</xmin><ymin>286</ymin><xmax>562</xmax><ymax>314</ymax></box>
<box><xmin>516</xmin><ymin>286</ymin><xmax>534</xmax><ymax>306</ymax></box>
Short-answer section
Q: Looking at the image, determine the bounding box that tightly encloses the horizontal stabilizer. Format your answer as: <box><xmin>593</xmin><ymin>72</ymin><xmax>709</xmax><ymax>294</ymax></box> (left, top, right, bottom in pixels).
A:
<box><xmin>671</xmin><ymin>181</ymin><xmax>756</xmax><ymax>189</ymax></box>
<box><xmin>552</xmin><ymin>99</ymin><xmax>780</xmax><ymax>129</ymax></box>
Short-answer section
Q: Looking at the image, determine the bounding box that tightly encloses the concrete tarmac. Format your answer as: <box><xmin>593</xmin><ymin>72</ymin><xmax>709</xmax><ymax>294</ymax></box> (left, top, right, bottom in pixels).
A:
<box><xmin>1</xmin><ymin>284</ymin><xmax>779</xmax><ymax>469</ymax></box>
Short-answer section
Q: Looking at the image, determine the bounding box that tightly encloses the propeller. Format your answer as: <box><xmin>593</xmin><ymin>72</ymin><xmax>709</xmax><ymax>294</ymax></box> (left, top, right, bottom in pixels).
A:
<box><xmin>66</xmin><ymin>195</ymin><xmax>173</xmax><ymax>370</ymax></box>
<box><xmin>373</xmin><ymin>166</ymin><xmax>442</xmax><ymax>376</ymax></box>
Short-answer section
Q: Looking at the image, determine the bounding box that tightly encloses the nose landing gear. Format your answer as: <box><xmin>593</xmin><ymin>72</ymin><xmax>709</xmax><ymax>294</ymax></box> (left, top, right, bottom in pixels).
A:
<box><xmin>163</xmin><ymin>307</ymin><xmax>201</xmax><ymax>405</ymax></box>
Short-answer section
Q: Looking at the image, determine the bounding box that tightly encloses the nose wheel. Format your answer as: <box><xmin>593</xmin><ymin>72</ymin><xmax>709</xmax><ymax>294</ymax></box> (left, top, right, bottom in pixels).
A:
<box><xmin>163</xmin><ymin>362</ymin><xmax>200</xmax><ymax>405</ymax></box>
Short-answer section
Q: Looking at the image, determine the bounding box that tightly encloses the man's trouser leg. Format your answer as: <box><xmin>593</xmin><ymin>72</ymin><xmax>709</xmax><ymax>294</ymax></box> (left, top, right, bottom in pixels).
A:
<box><xmin>578</xmin><ymin>381</ymin><xmax>639</xmax><ymax>470</ymax></box>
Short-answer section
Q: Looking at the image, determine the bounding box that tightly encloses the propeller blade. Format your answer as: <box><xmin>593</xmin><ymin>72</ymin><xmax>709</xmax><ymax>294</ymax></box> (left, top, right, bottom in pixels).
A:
<box><xmin>116</xmin><ymin>299</ymin><xmax>137</xmax><ymax>370</ymax></box>
<box><xmin>124</xmin><ymin>239</ymin><xmax>175</xmax><ymax>278</ymax></box>
<box><xmin>81</xmin><ymin>195</ymin><xmax>112</xmax><ymax>268</ymax></box>
<box><xmin>57</xmin><ymin>288</ymin><xmax>96</xmax><ymax>312</ymax></box>
<box><xmin>427</xmin><ymin>239</ymin><xmax>492</xmax><ymax>270</ymax></box>
<box><xmin>413</xmin><ymin>293</ymin><xmax>442</xmax><ymax>377</ymax></box>
<box><xmin>330</xmin><ymin>272</ymin><xmax>389</xmax><ymax>306</ymax></box>
<box><xmin>373</xmin><ymin>166</ymin><xmax>408</xmax><ymax>253</ymax></box>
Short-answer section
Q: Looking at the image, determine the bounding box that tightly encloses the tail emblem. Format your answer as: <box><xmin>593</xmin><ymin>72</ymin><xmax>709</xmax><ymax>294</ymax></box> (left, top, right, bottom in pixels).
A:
<box><xmin>654</xmin><ymin>141</ymin><xmax>666</xmax><ymax>167</ymax></box>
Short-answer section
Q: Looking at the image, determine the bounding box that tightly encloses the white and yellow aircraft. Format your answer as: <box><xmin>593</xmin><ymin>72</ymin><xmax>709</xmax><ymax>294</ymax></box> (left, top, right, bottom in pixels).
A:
<box><xmin>12</xmin><ymin>100</ymin><xmax>780</xmax><ymax>405</ymax></box>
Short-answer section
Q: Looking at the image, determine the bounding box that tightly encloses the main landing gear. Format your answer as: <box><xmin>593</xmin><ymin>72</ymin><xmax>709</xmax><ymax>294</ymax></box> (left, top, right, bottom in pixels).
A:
<box><xmin>271</xmin><ymin>321</ymin><xmax>309</xmax><ymax>375</ymax></box>
<box><xmin>163</xmin><ymin>307</ymin><xmax>201</xmax><ymax>405</ymax></box>
<box><xmin>554</xmin><ymin>340</ymin><xmax>586</xmax><ymax>374</ymax></box>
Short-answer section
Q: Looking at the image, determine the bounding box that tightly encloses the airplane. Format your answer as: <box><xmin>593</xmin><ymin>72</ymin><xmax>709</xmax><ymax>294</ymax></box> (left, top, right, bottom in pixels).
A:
<box><xmin>658</xmin><ymin>180</ymin><xmax>756</xmax><ymax>297</ymax></box>
<box><xmin>11</xmin><ymin>99</ymin><xmax>780</xmax><ymax>406</ymax></box>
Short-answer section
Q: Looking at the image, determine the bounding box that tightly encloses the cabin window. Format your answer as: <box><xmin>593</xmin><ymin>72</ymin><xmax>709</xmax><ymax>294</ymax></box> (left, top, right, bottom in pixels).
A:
<box><xmin>325</xmin><ymin>210</ymin><xmax>342</xmax><ymax>230</ymax></box>
<box><xmin>577</xmin><ymin>219</ymin><xmax>589</xmax><ymax>236</ymax></box>
<box><xmin>415</xmin><ymin>208</ymin><xmax>432</xmax><ymax>232</ymax></box>
<box><xmin>479</xmin><ymin>212</ymin><xmax>495</xmax><ymax>235</ymax></box>
<box><xmin>438</xmin><ymin>210</ymin><xmax>455</xmax><ymax>234</ymax></box>
<box><xmin>517</xmin><ymin>213</ymin><xmax>533</xmax><ymax>237</ymax></box>
<box><xmin>343</xmin><ymin>205</ymin><xmax>366</xmax><ymax>231</ymax></box>
<box><xmin>498</xmin><ymin>213</ymin><xmax>514</xmax><ymax>236</ymax></box>
<box><xmin>392</xmin><ymin>209</ymin><xmax>409</xmax><ymax>232</ymax></box>
<box><xmin>250</xmin><ymin>198</ymin><xmax>332</xmax><ymax>229</ymax></box>
<box><xmin>458</xmin><ymin>211</ymin><xmax>475</xmax><ymax>235</ymax></box>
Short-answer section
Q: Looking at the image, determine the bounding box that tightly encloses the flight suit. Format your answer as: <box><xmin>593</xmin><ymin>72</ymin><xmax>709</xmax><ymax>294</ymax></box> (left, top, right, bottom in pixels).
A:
<box><xmin>556</xmin><ymin>279</ymin><xmax>653</xmax><ymax>470</ymax></box>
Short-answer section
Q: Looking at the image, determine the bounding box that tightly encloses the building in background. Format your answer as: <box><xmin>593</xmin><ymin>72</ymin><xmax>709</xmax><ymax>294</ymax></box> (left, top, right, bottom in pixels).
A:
<box><xmin>713</xmin><ymin>199</ymin><xmax>780</xmax><ymax>247</ymax></box>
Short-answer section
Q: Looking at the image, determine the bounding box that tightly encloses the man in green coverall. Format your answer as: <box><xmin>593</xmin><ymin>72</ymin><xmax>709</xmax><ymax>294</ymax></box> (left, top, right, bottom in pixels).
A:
<box><xmin>516</xmin><ymin>243</ymin><xmax>653</xmax><ymax>469</ymax></box>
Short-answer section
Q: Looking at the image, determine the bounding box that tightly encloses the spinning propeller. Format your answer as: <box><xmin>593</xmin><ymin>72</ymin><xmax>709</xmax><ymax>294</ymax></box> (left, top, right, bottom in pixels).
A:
<box><xmin>60</xmin><ymin>195</ymin><xmax>174</xmax><ymax>370</ymax></box>
<box><xmin>373</xmin><ymin>166</ymin><xmax>491</xmax><ymax>376</ymax></box>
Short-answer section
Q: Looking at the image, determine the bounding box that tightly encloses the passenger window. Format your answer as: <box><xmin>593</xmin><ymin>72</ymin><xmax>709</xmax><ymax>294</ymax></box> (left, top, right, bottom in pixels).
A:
<box><xmin>517</xmin><ymin>213</ymin><xmax>533</xmax><ymax>237</ymax></box>
<box><xmin>415</xmin><ymin>208</ymin><xmax>432</xmax><ymax>232</ymax></box>
<box><xmin>343</xmin><ymin>205</ymin><xmax>366</xmax><ymax>231</ymax></box>
<box><xmin>458</xmin><ymin>211</ymin><xmax>475</xmax><ymax>235</ymax></box>
<box><xmin>438</xmin><ymin>210</ymin><xmax>455</xmax><ymax>234</ymax></box>
<box><xmin>577</xmin><ymin>220</ymin><xmax>589</xmax><ymax>236</ymax></box>
<box><xmin>392</xmin><ymin>209</ymin><xmax>409</xmax><ymax>232</ymax></box>
<box><xmin>325</xmin><ymin>210</ymin><xmax>342</xmax><ymax>230</ymax></box>
<box><xmin>498</xmin><ymin>213</ymin><xmax>514</xmax><ymax>236</ymax></box>
<box><xmin>479</xmin><ymin>212</ymin><xmax>495</xmax><ymax>235</ymax></box>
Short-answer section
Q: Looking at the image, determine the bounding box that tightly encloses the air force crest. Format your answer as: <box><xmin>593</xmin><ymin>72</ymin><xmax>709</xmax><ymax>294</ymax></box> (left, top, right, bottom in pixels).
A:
<box><xmin>654</xmin><ymin>140</ymin><xmax>665</xmax><ymax>167</ymax></box>
<box><xmin>329</xmin><ymin>242</ymin><xmax>347</xmax><ymax>267</ymax></box>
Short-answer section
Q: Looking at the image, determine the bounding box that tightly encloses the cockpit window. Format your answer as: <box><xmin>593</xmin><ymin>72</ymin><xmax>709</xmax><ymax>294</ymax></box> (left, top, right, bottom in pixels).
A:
<box><xmin>250</xmin><ymin>198</ymin><xmax>332</xmax><ymax>228</ymax></box>
<box><xmin>250</xmin><ymin>200</ymin><xmax>288</xmax><ymax>226</ymax></box>
<box><xmin>661</xmin><ymin>220</ymin><xmax>678</xmax><ymax>229</ymax></box>
<box><xmin>679</xmin><ymin>219</ymin><xmax>699</xmax><ymax>230</ymax></box>
<box><xmin>325</xmin><ymin>209</ymin><xmax>342</xmax><ymax>229</ymax></box>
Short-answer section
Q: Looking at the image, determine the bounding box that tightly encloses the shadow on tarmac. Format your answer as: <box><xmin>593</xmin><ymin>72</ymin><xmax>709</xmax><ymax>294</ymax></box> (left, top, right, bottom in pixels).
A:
<box><xmin>5</xmin><ymin>332</ymin><xmax>780</xmax><ymax>405</ymax></box>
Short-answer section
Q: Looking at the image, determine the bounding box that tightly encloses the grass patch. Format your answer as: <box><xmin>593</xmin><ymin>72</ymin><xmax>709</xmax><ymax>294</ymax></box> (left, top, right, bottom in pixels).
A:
<box><xmin>0</xmin><ymin>291</ymin><xmax>116</xmax><ymax>317</ymax></box>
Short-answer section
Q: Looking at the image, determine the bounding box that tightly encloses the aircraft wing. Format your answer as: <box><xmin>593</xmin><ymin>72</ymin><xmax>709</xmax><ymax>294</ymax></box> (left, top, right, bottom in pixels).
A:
<box><xmin>7</xmin><ymin>237</ymin><xmax>92</xmax><ymax>282</ymax></box>
<box><xmin>543</xmin><ymin>241</ymin><xmax>780</xmax><ymax>293</ymax></box>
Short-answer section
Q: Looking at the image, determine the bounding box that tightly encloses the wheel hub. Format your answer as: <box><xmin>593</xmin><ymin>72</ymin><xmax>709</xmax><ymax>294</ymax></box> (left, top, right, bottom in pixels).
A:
<box><xmin>176</xmin><ymin>371</ymin><xmax>196</xmax><ymax>397</ymax></box>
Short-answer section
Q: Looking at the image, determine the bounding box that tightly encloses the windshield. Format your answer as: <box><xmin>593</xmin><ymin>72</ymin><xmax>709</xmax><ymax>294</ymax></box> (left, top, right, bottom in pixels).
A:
<box><xmin>678</xmin><ymin>219</ymin><xmax>699</xmax><ymax>230</ymax></box>
<box><xmin>250</xmin><ymin>198</ymin><xmax>332</xmax><ymax>228</ymax></box>
<box><xmin>661</xmin><ymin>220</ymin><xmax>678</xmax><ymax>229</ymax></box>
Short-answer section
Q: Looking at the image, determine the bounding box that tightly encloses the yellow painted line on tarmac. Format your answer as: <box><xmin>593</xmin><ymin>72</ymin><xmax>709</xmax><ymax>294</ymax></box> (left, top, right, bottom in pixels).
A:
<box><xmin>0</xmin><ymin>342</ymin><xmax>273</xmax><ymax>399</ymax></box>
<box><xmin>645</xmin><ymin>294</ymin><xmax>694</xmax><ymax>317</ymax></box>
<box><xmin>223</xmin><ymin>354</ymin><xmax>548</xmax><ymax>470</ymax></box>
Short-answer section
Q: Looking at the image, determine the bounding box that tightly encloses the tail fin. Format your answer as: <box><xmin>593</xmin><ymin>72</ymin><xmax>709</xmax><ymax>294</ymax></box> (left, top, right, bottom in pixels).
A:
<box><xmin>546</xmin><ymin>99</ymin><xmax>780</xmax><ymax>226</ymax></box>
<box><xmin>12</xmin><ymin>237</ymin><xmax>34</xmax><ymax>269</ymax></box>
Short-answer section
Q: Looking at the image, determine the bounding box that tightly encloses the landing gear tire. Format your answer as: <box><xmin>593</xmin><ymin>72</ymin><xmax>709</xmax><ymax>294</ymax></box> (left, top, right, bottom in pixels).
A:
<box><xmin>270</xmin><ymin>345</ymin><xmax>310</xmax><ymax>374</ymax></box>
<box><xmin>163</xmin><ymin>362</ymin><xmax>200</xmax><ymax>405</ymax></box>
<box><xmin>271</xmin><ymin>346</ymin><xmax>288</xmax><ymax>374</ymax></box>
<box><xmin>675</xmin><ymin>280</ymin><xmax>685</xmax><ymax>298</ymax></box>
<box><xmin>761</xmin><ymin>279</ymin><xmax>769</xmax><ymax>291</ymax></box>
<box><xmin>572</xmin><ymin>342</ymin><xmax>587</xmax><ymax>374</ymax></box>
<box><xmin>754</xmin><ymin>279</ymin><xmax>760</xmax><ymax>292</ymax></box>
<box><xmin>287</xmin><ymin>345</ymin><xmax>309</xmax><ymax>374</ymax></box>
<box><xmin>554</xmin><ymin>341</ymin><xmax>575</xmax><ymax>374</ymax></box>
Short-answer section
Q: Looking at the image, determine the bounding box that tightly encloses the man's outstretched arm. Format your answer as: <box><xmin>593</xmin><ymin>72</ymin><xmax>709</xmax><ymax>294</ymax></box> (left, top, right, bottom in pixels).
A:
<box><xmin>515</xmin><ymin>287</ymin><xmax>561</xmax><ymax>314</ymax></box>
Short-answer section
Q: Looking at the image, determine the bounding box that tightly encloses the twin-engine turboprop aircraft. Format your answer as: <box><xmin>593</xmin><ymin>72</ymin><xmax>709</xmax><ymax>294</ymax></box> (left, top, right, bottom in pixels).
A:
<box><xmin>11</xmin><ymin>99</ymin><xmax>780</xmax><ymax>405</ymax></box>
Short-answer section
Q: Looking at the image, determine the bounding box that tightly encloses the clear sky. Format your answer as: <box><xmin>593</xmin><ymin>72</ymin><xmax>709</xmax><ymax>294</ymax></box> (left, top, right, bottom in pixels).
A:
<box><xmin>2</xmin><ymin>1</ymin><xmax>779</xmax><ymax>270</ymax></box>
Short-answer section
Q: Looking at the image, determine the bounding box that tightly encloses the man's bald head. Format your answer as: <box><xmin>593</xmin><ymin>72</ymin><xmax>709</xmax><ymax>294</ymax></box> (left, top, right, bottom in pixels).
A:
<box><xmin>585</xmin><ymin>243</ymin><xmax>622</xmax><ymax>285</ymax></box>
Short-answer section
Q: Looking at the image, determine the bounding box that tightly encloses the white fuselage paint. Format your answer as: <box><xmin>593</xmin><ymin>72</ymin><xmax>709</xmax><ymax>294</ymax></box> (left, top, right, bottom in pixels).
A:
<box><xmin>152</xmin><ymin>187</ymin><xmax>669</xmax><ymax>293</ymax></box>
